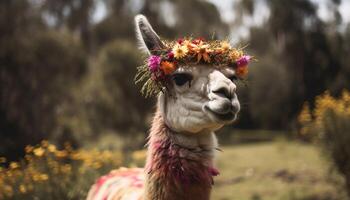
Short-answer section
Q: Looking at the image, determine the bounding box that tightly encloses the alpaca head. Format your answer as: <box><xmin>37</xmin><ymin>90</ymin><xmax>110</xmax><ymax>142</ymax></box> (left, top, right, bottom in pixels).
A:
<box><xmin>135</xmin><ymin>15</ymin><xmax>240</xmax><ymax>133</ymax></box>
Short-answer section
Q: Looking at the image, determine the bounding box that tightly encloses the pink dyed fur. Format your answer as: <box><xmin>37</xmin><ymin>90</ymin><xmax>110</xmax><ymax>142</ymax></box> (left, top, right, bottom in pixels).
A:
<box><xmin>86</xmin><ymin>109</ymin><xmax>219</xmax><ymax>200</ymax></box>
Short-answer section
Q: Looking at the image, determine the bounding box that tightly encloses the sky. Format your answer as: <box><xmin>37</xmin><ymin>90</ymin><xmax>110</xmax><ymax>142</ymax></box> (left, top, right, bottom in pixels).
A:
<box><xmin>93</xmin><ymin>0</ymin><xmax>350</xmax><ymax>42</ymax></box>
<box><xmin>94</xmin><ymin>0</ymin><xmax>350</xmax><ymax>23</ymax></box>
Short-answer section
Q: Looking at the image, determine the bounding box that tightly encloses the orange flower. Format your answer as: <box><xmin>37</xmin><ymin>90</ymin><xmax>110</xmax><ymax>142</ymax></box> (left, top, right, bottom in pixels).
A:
<box><xmin>160</xmin><ymin>61</ymin><xmax>176</xmax><ymax>75</ymax></box>
<box><xmin>236</xmin><ymin>65</ymin><xmax>248</xmax><ymax>78</ymax></box>
<box><xmin>190</xmin><ymin>42</ymin><xmax>211</xmax><ymax>63</ymax></box>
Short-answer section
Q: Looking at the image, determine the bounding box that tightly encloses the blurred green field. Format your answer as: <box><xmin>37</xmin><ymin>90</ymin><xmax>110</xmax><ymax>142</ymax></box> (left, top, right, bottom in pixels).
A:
<box><xmin>211</xmin><ymin>141</ymin><xmax>344</xmax><ymax>200</ymax></box>
<box><xmin>1</xmin><ymin>133</ymin><xmax>347</xmax><ymax>200</ymax></box>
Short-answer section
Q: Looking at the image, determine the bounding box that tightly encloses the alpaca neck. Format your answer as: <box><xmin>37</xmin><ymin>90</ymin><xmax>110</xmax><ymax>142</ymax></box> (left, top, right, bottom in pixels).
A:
<box><xmin>144</xmin><ymin>109</ymin><xmax>219</xmax><ymax>200</ymax></box>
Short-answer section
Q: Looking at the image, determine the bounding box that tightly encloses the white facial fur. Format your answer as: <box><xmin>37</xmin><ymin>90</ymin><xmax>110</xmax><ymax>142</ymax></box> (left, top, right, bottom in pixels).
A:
<box><xmin>135</xmin><ymin>14</ymin><xmax>240</xmax><ymax>134</ymax></box>
<box><xmin>159</xmin><ymin>65</ymin><xmax>240</xmax><ymax>133</ymax></box>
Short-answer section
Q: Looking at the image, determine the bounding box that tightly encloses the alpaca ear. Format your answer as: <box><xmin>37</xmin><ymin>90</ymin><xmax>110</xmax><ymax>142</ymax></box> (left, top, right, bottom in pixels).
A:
<box><xmin>135</xmin><ymin>14</ymin><xmax>165</xmax><ymax>55</ymax></box>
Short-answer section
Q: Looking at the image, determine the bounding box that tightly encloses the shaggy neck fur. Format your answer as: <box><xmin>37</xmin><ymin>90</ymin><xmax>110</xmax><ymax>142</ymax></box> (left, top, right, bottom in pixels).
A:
<box><xmin>144</xmin><ymin>108</ymin><xmax>219</xmax><ymax>200</ymax></box>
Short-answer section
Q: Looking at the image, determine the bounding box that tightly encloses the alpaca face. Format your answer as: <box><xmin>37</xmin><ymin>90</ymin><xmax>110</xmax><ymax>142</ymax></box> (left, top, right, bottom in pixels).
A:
<box><xmin>158</xmin><ymin>65</ymin><xmax>240</xmax><ymax>133</ymax></box>
<box><xmin>135</xmin><ymin>15</ymin><xmax>240</xmax><ymax>133</ymax></box>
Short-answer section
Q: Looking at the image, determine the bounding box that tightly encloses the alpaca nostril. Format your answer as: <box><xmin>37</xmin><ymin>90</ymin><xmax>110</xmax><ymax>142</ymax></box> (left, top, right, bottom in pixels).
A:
<box><xmin>213</xmin><ymin>87</ymin><xmax>231</xmax><ymax>99</ymax></box>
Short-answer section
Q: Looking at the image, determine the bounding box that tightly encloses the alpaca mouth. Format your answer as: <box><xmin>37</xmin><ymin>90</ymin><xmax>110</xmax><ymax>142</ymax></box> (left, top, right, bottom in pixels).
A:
<box><xmin>203</xmin><ymin>104</ymin><xmax>237</xmax><ymax>122</ymax></box>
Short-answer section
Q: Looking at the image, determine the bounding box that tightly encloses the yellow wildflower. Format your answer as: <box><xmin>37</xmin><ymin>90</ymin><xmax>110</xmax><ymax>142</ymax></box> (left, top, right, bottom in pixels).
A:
<box><xmin>41</xmin><ymin>140</ymin><xmax>49</xmax><ymax>147</ymax></box>
<box><xmin>19</xmin><ymin>185</ymin><xmax>27</xmax><ymax>193</ymax></box>
<box><xmin>220</xmin><ymin>41</ymin><xmax>231</xmax><ymax>52</ymax></box>
<box><xmin>230</xmin><ymin>49</ymin><xmax>243</xmax><ymax>60</ymax></box>
<box><xmin>33</xmin><ymin>147</ymin><xmax>45</xmax><ymax>157</ymax></box>
<box><xmin>172</xmin><ymin>44</ymin><xmax>188</xmax><ymax>59</ymax></box>
<box><xmin>40</xmin><ymin>174</ymin><xmax>49</xmax><ymax>181</ymax></box>
<box><xmin>33</xmin><ymin>174</ymin><xmax>40</xmax><ymax>181</ymax></box>
<box><xmin>55</xmin><ymin>150</ymin><xmax>68</xmax><ymax>158</ymax></box>
<box><xmin>0</xmin><ymin>157</ymin><xmax>6</xmax><ymax>163</ymax></box>
<box><xmin>298</xmin><ymin>103</ymin><xmax>312</xmax><ymax>124</ymax></box>
<box><xmin>9</xmin><ymin>162</ymin><xmax>19</xmax><ymax>169</ymax></box>
<box><xmin>25</xmin><ymin>145</ymin><xmax>34</xmax><ymax>153</ymax></box>
<box><xmin>48</xmin><ymin>144</ymin><xmax>57</xmax><ymax>152</ymax></box>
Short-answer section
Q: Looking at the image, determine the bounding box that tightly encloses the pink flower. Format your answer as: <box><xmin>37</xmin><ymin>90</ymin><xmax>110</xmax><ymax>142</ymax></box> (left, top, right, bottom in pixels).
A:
<box><xmin>236</xmin><ymin>55</ymin><xmax>251</xmax><ymax>67</ymax></box>
<box><xmin>148</xmin><ymin>55</ymin><xmax>161</xmax><ymax>72</ymax></box>
<box><xmin>177</xmin><ymin>38</ymin><xmax>184</xmax><ymax>45</ymax></box>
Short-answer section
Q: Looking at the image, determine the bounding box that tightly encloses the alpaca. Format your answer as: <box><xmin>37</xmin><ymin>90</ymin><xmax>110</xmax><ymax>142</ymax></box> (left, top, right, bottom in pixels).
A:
<box><xmin>87</xmin><ymin>14</ymin><xmax>246</xmax><ymax>200</ymax></box>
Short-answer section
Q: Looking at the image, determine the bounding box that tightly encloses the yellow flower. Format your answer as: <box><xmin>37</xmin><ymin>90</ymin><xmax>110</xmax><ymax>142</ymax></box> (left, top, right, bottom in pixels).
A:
<box><xmin>230</xmin><ymin>49</ymin><xmax>243</xmax><ymax>60</ymax></box>
<box><xmin>220</xmin><ymin>41</ymin><xmax>231</xmax><ymax>51</ymax></box>
<box><xmin>48</xmin><ymin>144</ymin><xmax>57</xmax><ymax>153</ymax></box>
<box><xmin>298</xmin><ymin>103</ymin><xmax>312</xmax><ymax>124</ymax></box>
<box><xmin>9</xmin><ymin>162</ymin><xmax>19</xmax><ymax>169</ymax></box>
<box><xmin>19</xmin><ymin>185</ymin><xmax>27</xmax><ymax>193</ymax></box>
<box><xmin>0</xmin><ymin>157</ymin><xmax>6</xmax><ymax>163</ymax></box>
<box><xmin>33</xmin><ymin>147</ymin><xmax>45</xmax><ymax>157</ymax></box>
<box><xmin>25</xmin><ymin>145</ymin><xmax>34</xmax><ymax>153</ymax></box>
<box><xmin>41</xmin><ymin>140</ymin><xmax>49</xmax><ymax>147</ymax></box>
<box><xmin>55</xmin><ymin>150</ymin><xmax>68</xmax><ymax>158</ymax></box>
<box><xmin>172</xmin><ymin>44</ymin><xmax>188</xmax><ymax>59</ymax></box>
<box><xmin>40</xmin><ymin>174</ymin><xmax>48</xmax><ymax>181</ymax></box>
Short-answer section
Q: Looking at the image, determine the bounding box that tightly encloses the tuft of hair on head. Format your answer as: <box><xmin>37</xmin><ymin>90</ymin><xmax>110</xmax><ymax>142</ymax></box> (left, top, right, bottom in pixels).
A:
<box><xmin>134</xmin><ymin>14</ymin><xmax>165</xmax><ymax>55</ymax></box>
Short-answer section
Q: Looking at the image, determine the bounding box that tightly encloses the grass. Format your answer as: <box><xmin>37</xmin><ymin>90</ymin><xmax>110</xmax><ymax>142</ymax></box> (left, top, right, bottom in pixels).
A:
<box><xmin>211</xmin><ymin>140</ymin><xmax>343</xmax><ymax>200</ymax></box>
<box><xmin>1</xmin><ymin>136</ymin><xmax>345</xmax><ymax>199</ymax></box>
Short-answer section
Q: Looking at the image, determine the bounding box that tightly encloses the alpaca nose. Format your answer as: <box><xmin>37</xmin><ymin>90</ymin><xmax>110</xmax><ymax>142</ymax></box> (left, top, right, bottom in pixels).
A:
<box><xmin>212</xmin><ymin>81</ymin><xmax>236</xmax><ymax>100</ymax></box>
<box><xmin>213</xmin><ymin>87</ymin><xmax>231</xmax><ymax>99</ymax></box>
<box><xmin>208</xmin><ymin>71</ymin><xmax>237</xmax><ymax>100</ymax></box>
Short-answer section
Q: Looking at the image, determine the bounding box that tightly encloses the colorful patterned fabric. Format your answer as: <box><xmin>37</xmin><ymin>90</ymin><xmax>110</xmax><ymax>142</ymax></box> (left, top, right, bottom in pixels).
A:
<box><xmin>86</xmin><ymin>168</ymin><xmax>144</xmax><ymax>200</ymax></box>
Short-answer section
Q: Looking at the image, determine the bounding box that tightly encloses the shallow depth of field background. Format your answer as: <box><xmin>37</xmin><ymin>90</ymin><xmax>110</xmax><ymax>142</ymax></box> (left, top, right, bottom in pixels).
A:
<box><xmin>1</xmin><ymin>0</ymin><xmax>350</xmax><ymax>199</ymax></box>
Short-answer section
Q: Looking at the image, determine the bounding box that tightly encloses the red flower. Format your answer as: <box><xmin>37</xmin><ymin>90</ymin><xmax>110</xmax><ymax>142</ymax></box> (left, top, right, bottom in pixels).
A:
<box><xmin>177</xmin><ymin>38</ymin><xmax>184</xmax><ymax>45</ymax></box>
<box><xmin>192</xmin><ymin>37</ymin><xmax>205</xmax><ymax>45</ymax></box>
<box><xmin>167</xmin><ymin>52</ymin><xmax>174</xmax><ymax>59</ymax></box>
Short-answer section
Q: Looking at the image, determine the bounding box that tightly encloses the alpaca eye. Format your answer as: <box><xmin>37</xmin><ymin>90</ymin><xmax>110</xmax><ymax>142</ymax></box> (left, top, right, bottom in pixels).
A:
<box><xmin>228</xmin><ymin>75</ymin><xmax>238</xmax><ymax>82</ymax></box>
<box><xmin>172</xmin><ymin>73</ymin><xmax>193</xmax><ymax>86</ymax></box>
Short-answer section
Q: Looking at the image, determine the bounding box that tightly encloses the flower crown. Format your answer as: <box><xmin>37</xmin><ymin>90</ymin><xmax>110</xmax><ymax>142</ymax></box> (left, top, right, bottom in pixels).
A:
<box><xmin>135</xmin><ymin>37</ymin><xmax>253</xmax><ymax>97</ymax></box>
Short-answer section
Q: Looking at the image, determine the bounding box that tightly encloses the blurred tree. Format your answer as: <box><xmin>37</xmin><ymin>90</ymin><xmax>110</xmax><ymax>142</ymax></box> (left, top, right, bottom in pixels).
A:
<box><xmin>0</xmin><ymin>1</ymin><xmax>87</xmax><ymax>160</ymax></box>
<box><xmin>52</xmin><ymin>40</ymin><xmax>150</xmax><ymax>144</ymax></box>
<box><xmin>41</xmin><ymin>0</ymin><xmax>95</xmax><ymax>50</ymax></box>
<box><xmin>93</xmin><ymin>0</ymin><xmax>228</xmax><ymax>48</ymax></box>
<box><xmin>92</xmin><ymin>0</ymin><xmax>135</xmax><ymax>47</ymax></box>
<box><xmin>234</xmin><ymin>0</ymin><xmax>347</xmax><ymax>129</ymax></box>
<box><xmin>172</xmin><ymin>0</ymin><xmax>228</xmax><ymax>38</ymax></box>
